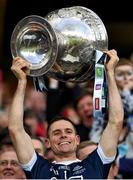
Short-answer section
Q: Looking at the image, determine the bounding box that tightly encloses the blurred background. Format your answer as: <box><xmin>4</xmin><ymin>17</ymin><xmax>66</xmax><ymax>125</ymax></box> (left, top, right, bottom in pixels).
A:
<box><xmin>0</xmin><ymin>0</ymin><xmax>133</xmax><ymax>79</ymax></box>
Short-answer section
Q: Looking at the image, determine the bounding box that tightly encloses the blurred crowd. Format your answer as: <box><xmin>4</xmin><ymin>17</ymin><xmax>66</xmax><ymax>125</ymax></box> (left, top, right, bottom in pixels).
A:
<box><xmin>0</xmin><ymin>53</ymin><xmax>133</xmax><ymax>179</ymax></box>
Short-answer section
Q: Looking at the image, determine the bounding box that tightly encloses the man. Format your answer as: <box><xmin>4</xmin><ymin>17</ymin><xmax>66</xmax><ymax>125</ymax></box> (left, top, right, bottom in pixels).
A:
<box><xmin>115</xmin><ymin>58</ymin><xmax>133</xmax><ymax>118</ymax></box>
<box><xmin>0</xmin><ymin>147</ymin><xmax>26</xmax><ymax>179</ymax></box>
<box><xmin>114</xmin><ymin>57</ymin><xmax>133</xmax><ymax>178</ymax></box>
<box><xmin>74</xmin><ymin>91</ymin><xmax>94</xmax><ymax>141</ymax></box>
<box><xmin>8</xmin><ymin>50</ymin><xmax>124</xmax><ymax>179</ymax></box>
<box><xmin>0</xmin><ymin>128</ymin><xmax>26</xmax><ymax>179</ymax></box>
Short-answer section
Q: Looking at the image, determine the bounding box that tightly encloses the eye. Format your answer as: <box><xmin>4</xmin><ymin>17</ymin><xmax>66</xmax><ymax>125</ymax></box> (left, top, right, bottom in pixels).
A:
<box><xmin>53</xmin><ymin>131</ymin><xmax>60</xmax><ymax>136</ymax></box>
<box><xmin>11</xmin><ymin>161</ymin><xmax>19</xmax><ymax>167</ymax></box>
<box><xmin>0</xmin><ymin>161</ymin><xmax>7</xmax><ymax>166</ymax></box>
<box><xmin>116</xmin><ymin>73</ymin><xmax>123</xmax><ymax>77</ymax></box>
<box><xmin>66</xmin><ymin>129</ymin><xmax>73</xmax><ymax>134</ymax></box>
<box><xmin>127</xmin><ymin>72</ymin><xmax>133</xmax><ymax>76</ymax></box>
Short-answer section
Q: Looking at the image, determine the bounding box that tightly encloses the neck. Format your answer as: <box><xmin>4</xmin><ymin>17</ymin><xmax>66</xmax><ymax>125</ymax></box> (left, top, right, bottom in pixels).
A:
<box><xmin>54</xmin><ymin>153</ymin><xmax>77</xmax><ymax>162</ymax></box>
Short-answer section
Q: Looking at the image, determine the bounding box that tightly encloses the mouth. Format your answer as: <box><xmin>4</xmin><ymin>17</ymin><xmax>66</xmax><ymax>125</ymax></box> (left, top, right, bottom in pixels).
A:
<box><xmin>84</xmin><ymin>114</ymin><xmax>93</xmax><ymax>119</ymax></box>
<box><xmin>59</xmin><ymin>141</ymin><xmax>70</xmax><ymax>145</ymax></box>
<box><xmin>3</xmin><ymin>171</ymin><xmax>15</xmax><ymax>176</ymax></box>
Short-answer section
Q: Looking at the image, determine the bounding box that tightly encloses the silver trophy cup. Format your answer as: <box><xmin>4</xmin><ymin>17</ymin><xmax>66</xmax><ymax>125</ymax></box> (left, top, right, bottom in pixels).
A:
<box><xmin>10</xmin><ymin>6</ymin><xmax>108</xmax><ymax>83</ymax></box>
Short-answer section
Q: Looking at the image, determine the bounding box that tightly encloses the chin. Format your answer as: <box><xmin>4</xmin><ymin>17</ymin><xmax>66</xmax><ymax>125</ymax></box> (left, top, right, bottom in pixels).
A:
<box><xmin>60</xmin><ymin>149</ymin><xmax>70</xmax><ymax>153</ymax></box>
<box><xmin>3</xmin><ymin>175</ymin><xmax>16</xmax><ymax>179</ymax></box>
<box><xmin>59</xmin><ymin>148</ymin><xmax>71</xmax><ymax>153</ymax></box>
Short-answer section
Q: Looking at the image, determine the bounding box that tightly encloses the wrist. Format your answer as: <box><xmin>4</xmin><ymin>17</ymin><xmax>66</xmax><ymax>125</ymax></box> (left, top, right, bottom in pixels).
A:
<box><xmin>106</xmin><ymin>70</ymin><xmax>115</xmax><ymax>78</ymax></box>
<box><xmin>18</xmin><ymin>79</ymin><xmax>27</xmax><ymax>87</ymax></box>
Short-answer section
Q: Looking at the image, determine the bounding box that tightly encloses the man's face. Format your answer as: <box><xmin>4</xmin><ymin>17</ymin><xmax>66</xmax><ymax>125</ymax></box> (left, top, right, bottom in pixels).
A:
<box><xmin>0</xmin><ymin>151</ymin><xmax>25</xmax><ymax>179</ymax></box>
<box><xmin>77</xmin><ymin>95</ymin><xmax>93</xmax><ymax>125</ymax></box>
<box><xmin>48</xmin><ymin>120</ymin><xmax>80</xmax><ymax>156</ymax></box>
<box><xmin>115</xmin><ymin>65</ymin><xmax>133</xmax><ymax>90</ymax></box>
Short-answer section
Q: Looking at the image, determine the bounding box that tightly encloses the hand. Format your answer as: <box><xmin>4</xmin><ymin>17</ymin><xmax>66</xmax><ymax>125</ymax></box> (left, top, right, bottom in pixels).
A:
<box><xmin>104</xmin><ymin>49</ymin><xmax>119</xmax><ymax>74</ymax></box>
<box><xmin>11</xmin><ymin>57</ymin><xmax>31</xmax><ymax>81</ymax></box>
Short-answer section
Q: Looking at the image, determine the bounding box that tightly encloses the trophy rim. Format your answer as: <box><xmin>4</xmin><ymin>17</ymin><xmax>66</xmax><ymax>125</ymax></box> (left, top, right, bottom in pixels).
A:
<box><xmin>46</xmin><ymin>5</ymin><xmax>108</xmax><ymax>51</ymax></box>
<box><xmin>10</xmin><ymin>15</ymin><xmax>58</xmax><ymax>77</ymax></box>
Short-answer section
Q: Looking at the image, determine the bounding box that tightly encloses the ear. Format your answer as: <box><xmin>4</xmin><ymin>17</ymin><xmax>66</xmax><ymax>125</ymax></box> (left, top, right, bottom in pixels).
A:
<box><xmin>44</xmin><ymin>138</ymin><xmax>51</xmax><ymax>148</ymax></box>
<box><xmin>76</xmin><ymin>135</ymin><xmax>80</xmax><ymax>145</ymax></box>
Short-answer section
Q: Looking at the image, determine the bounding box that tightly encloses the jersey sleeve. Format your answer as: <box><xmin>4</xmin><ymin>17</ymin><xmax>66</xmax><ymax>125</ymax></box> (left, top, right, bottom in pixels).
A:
<box><xmin>20</xmin><ymin>150</ymin><xmax>50</xmax><ymax>179</ymax></box>
<box><xmin>97</xmin><ymin>144</ymin><xmax>116</xmax><ymax>164</ymax></box>
<box><xmin>20</xmin><ymin>150</ymin><xmax>37</xmax><ymax>171</ymax></box>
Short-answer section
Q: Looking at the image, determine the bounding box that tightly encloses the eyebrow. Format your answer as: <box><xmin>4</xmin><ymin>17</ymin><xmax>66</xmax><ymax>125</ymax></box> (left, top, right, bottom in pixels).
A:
<box><xmin>52</xmin><ymin>128</ymin><xmax>73</xmax><ymax>133</ymax></box>
<box><xmin>0</xmin><ymin>160</ymin><xmax>19</xmax><ymax>164</ymax></box>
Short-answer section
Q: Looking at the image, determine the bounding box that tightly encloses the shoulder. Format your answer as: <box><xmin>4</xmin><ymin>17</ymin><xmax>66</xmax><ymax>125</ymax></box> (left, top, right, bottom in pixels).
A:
<box><xmin>21</xmin><ymin>151</ymin><xmax>50</xmax><ymax>172</ymax></box>
<box><xmin>83</xmin><ymin>144</ymin><xmax>115</xmax><ymax>165</ymax></box>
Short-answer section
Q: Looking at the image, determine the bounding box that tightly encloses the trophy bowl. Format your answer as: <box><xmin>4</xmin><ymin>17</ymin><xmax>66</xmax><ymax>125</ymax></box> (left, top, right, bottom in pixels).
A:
<box><xmin>10</xmin><ymin>6</ymin><xmax>108</xmax><ymax>82</ymax></box>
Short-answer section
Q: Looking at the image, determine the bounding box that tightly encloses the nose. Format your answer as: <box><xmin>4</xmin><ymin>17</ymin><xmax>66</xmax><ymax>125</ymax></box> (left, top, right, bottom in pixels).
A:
<box><xmin>6</xmin><ymin>163</ymin><xmax>12</xmax><ymax>169</ymax></box>
<box><xmin>60</xmin><ymin>131</ymin><xmax>67</xmax><ymax>138</ymax></box>
<box><xmin>123</xmin><ymin>75</ymin><xmax>130</xmax><ymax>81</ymax></box>
<box><xmin>84</xmin><ymin>105</ymin><xmax>93</xmax><ymax>113</ymax></box>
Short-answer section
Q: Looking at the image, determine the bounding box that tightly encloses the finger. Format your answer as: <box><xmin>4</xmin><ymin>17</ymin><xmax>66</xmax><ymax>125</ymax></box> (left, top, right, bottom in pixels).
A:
<box><xmin>13</xmin><ymin>57</ymin><xmax>31</xmax><ymax>67</ymax></box>
<box><xmin>105</xmin><ymin>50</ymin><xmax>117</xmax><ymax>57</ymax></box>
<box><xmin>13</xmin><ymin>59</ymin><xmax>31</xmax><ymax>69</ymax></box>
<box><xmin>109</xmin><ymin>49</ymin><xmax>117</xmax><ymax>55</ymax></box>
<box><xmin>11</xmin><ymin>60</ymin><xmax>30</xmax><ymax>73</ymax></box>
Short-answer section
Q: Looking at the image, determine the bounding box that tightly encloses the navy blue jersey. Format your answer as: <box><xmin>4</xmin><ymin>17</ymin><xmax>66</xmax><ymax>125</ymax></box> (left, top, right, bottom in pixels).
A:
<box><xmin>24</xmin><ymin>148</ymin><xmax>112</xmax><ymax>179</ymax></box>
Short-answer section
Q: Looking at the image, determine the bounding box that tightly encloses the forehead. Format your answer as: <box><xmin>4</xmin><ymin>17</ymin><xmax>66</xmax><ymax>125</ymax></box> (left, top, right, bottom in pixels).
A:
<box><xmin>78</xmin><ymin>95</ymin><xmax>93</xmax><ymax>105</ymax></box>
<box><xmin>0</xmin><ymin>151</ymin><xmax>18</xmax><ymax>161</ymax></box>
<box><xmin>116</xmin><ymin>65</ymin><xmax>133</xmax><ymax>72</ymax></box>
<box><xmin>50</xmin><ymin>120</ymin><xmax>74</xmax><ymax>132</ymax></box>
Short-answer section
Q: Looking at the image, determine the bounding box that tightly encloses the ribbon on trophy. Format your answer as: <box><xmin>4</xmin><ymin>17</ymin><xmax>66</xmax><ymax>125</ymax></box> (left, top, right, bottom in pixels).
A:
<box><xmin>33</xmin><ymin>76</ymin><xmax>48</xmax><ymax>92</ymax></box>
<box><xmin>93</xmin><ymin>50</ymin><xmax>108</xmax><ymax>119</ymax></box>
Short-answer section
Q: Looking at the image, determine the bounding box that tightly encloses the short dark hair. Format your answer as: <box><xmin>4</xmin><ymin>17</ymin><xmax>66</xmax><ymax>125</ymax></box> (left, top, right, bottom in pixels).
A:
<box><xmin>31</xmin><ymin>135</ymin><xmax>44</xmax><ymax>145</ymax></box>
<box><xmin>116</xmin><ymin>58</ymin><xmax>133</xmax><ymax>67</ymax></box>
<box><xmin>47</xmin><ymin>116</ymin><xmax>77</xmax><ymax>137</ymax></box>
<box><xmin>0</xmin><ymin>128</ymin><xmax>13</xmax><ymax>151</ymax></box>
<box><xmin>23</xmin><ymin>109</ymin><xmax>38</xmax><ymax>120</ymax></box>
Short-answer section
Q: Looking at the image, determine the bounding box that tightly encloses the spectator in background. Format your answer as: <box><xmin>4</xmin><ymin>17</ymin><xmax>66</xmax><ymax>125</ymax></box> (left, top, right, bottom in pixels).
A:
<box><xmin>24</xmin><ymin>109</ymin><xmax>47</xmax><ymax>137</ymax></box>
<box><xmin>74</xmin><ymin>90</ymin><xmax>94</xmax><ymax>141</ymax></box>
<box><xmin>31</xmin><ymin>136</ymin><xmax>46</xmax><ymax>157</ymax></box>
<box><xmin>0</xmin><ymin>128</ymin><xmax>26</xmax><ymax>179</ymax></box>
<box><xmin>61</xmin><ymin>103</ymin><xmax>80</xmax><ymax>125</ymax></box>
<box><xmin>44</xmin><ymin>147</ymin><xmax>55</xmax><ymax>162</ymax></box>
<box><xmin>0</xmin><ymin>148</ymin><xmax>26</xmax><ymax>179</ymax></box>
<box><xmin>115</xmin><ymin>58</ymin><xmax>133</xmax><ymax>157</ymax></box>
<box><xmin>0</xmin><ymin>70</ymin><xmax>12</xmax><ymax>132</ymax></box>
<box><xmin>115</xmin><ymin>58</ymin><xmax>133</xmax><ymax>120</ymax></box>
<box><xmin>25</xmin><ymin>87</ymin><xmax>47</xmax><ymax>116</ymax></box>
<box><xmin>114</xmin><ymin>57</ymin><xmax>133</xmax><ymax>178</ymax></box>
<box><xmin>76</xmin><ymin>140</ymin><xmax>97</xmax><ymax>160</ymax></box>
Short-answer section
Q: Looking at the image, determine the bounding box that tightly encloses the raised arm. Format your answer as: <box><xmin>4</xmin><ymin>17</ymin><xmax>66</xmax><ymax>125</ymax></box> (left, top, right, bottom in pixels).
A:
<box><xmin>8</xmin><ymin>57</ymin><xmax>34</xmax><ymax>164</ymax></box>
<box><xmin>99</xmin><ymin>50</ymin><xmax>124</xmax><ymax>157</ymax></box>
